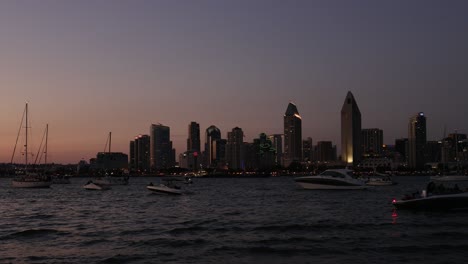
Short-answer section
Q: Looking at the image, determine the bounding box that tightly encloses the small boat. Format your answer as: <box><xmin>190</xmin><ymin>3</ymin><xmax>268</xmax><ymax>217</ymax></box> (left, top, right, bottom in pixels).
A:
<box><xmin>146</xmin><ymin>179</ymin><xmax>183</xmax><ymax>195</ymax></box>
<box><xmin>365</xmin><ymin>173</ymin><xmax>396</xmax><ymax>186</ymax></box>
<box><xmin>83</xmin><ymin>181</ymin><xmax>110</xmax><ymax>190</ymax></box>
<box><xmin>393</xmin><ymin>181</ymin><xmax>468</xmax><ymax>210</ymax></box>
<box><xmin>294</xmin><ymin>169</ymin><xmax>367</xmax><ymax>190</ymax></box>
<box><xmin>93</xmin><ymin>175</ymin><xmax>129</xmax><ymax>186</ymax></box>
<box><xmin>430</xmin><ymin>175</ymin><xmax>468</xmax><ymax>182</ymax></box>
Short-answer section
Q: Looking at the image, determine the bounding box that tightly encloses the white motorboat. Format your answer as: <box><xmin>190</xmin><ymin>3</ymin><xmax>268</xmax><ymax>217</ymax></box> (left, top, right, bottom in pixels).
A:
<box><xmin>294</xmin><ymin>169</ymin><xmax>367</xmax><ymax>190</ymax></box>
<box><xmin>83</xmin><ymin>181</ymin><xmax>110</xmax><ymax>190</ymax></box>
<box><xmin>146</xmin><ymin>179</ymin><xmax>183</xmax><ymax>195</ymax></box>
<box><xmin>364</xmin><ymin>173</ymin><xmax>396</xmax><ymax>186</ymax></box>
<box><xmin>393</xmin><ymin>181</ymin><xmax>468</xmax><ymax>210</ymax></box>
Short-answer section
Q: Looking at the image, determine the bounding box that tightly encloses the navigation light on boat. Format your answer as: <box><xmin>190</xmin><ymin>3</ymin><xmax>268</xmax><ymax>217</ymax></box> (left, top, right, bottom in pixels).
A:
<box><xmin>392</xmin><ymin>198</ymin><xmax>397</xmax><ymax>204</ymax></box>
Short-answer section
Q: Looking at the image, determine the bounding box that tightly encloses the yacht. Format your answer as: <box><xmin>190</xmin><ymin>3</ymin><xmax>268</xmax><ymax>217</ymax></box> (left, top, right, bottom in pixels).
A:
<box><xmin>430</xmin><ymin>175</ymin><xmax>468</xmax><ymax>182</ymax></box>
<box><xmin>294</xmin><ymin>169</ymin><xmax>367</xmax><ymax>190</ymax></box>
<box><xmin>83</xmin><ymin>181</ymin><xmax>110</xmax><ymax>190</ymax></box>
<box><xmin>146</xmin><ymin>178</ymin><xmax>183</xmax><ymax>195</ymax></box>
<box><xmin>364</xmin><ymin>173</ymin><xmax>396</xmax><ymax>186</ymax></box>
<box><xmin>393</xmin><ymin>181</ymin><xmax>468</xmax><ymax>210</ymax></box>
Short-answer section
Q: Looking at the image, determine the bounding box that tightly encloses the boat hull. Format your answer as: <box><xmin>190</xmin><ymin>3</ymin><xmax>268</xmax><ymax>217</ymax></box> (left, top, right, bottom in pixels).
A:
<box><xmin>393</xmin><ymin>192</ymin><xmax>468</xmax><ymax>210</ymax></box>
<box><xmin>11</xmin><ymin>179</ymin><xmax>52</xmax><ymax>188</ymax></box>
<box><xmin>147</xmin><ymin>185</ymin><xmax>183</xmax><ymax>195</ymax></box>
<box><xmin>296</xmin><ymin>181</ymin><xmax>368</xmax><ymax>190</ymax></box>
<box><xmin>83</xmin><ymin>183</ymin><xmax>110</xmax><ymax>190</ymax></box>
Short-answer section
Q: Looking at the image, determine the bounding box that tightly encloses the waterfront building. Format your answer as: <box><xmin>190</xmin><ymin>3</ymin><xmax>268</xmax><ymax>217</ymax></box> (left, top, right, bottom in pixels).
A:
<box><xmin>315</xmin><ymin>141</ymin><xmax>335</xmax><ymax>162</ymax></box>
<box><xmin>187</xmin><ymin>122</ymin><xmax>201</xmax><ymax>153</ymax></box>
<box><xmin>268</xmin><ymin>134</ymin><xmax>283</xmax><ymax>166</ymax></box>
<box><xmin>361</xmin><ymin>128</ymin><xmax>383</xmax><ymax>156</ymax></box>
<box><xmin>135</xmin><ymin>135</ymin><xmax>150</xmax><ymax>172</ymax></box>
<box><xmin>150</xmin><ymin>124</ymin><xmax>174</xmax><ymax>170</ymax></box>
<box><xmin>225</xmin><ymin>127</ymin><xmax>244</xmax><ymax>170</ymax></box>
<box><xmin>205</xmin><ymin>125</ymin><xmax>221</xmax><ymax>167</ymax></box>
<box><xmin>303</xmin><ymin>137</ymin><xmax>313</xmax><ymax>162</ymax></box>
<box><xmin>129</xmin><ymin>141</ymin><xmax>135</xmax><ymax>170</ymax></box>
<box><xmin>341</xmin><ymin>91</ymin><xmax>362</xmax><ymax>166</ymax></box>
<box><xmin>284</xmin><ymin>102</ymin><xmax>302</xmax><ymax>167</ymax></box>
<box><xmin>408</xmin><ymin>112</ymin><xmax>427</xmax><ymax>170</ymax></box>
<box><xmin>91</xmin><ymin>152</ymin><xmax>128</xmax><ymax>170</ymax></box>
<box><xmin>395</xmin><ymin>138</ymin><xmax>408</xmax><ymax>163</ymax></box>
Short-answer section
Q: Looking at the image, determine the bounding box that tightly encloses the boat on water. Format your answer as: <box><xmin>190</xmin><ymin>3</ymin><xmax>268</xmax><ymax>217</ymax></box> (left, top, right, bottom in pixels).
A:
<box><xmin>83</xmin><ymin>181</ymin><xmax>110</xmax><ymax>190</ymax></box>
<box><xmin>11</xmin><ymin>103</ymin><xmax>52</xmax><ymax>188</ymax></box>
<box><xmin>294</xmin><ymin>169</ymin><xmax>367</xmax><ymax>190</ymax></box>
<box><xmin>364</xmin><ymin>173</ymin><xmax>396</xmax><ymax>186</ymax></box>
<box><xmin>393</xmin><ymin>181</ymin><xmax>468</xmax><ymax>210</ymax></box>
<box><xmin>93</xmin><ymin>175</ymin><xmax>129</xmax><ymax>185</ymax></box>
<box><xmin>430</xmin><ymin>175</ymin><xmax>468</xmax><ymax>182</ymax></box>
<box><xmin>146</xmin><ymin>178</ymin><xmax>183</xmax><ymax>195</ymax></box>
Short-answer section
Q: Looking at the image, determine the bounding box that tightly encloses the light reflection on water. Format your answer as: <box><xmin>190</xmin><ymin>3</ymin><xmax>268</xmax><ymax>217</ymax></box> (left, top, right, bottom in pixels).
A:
<box><xmin>0</xmin><ymin>176</ymin><xmax>467</xmax><ymax>263</ymax></box>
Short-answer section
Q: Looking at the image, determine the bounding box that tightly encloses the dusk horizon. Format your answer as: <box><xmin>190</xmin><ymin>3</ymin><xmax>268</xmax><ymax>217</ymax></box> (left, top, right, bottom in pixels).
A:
<box><xmin>2</xmin><ymin>0</ymin><xmax>468</xmax><ymax>164</ymax></box>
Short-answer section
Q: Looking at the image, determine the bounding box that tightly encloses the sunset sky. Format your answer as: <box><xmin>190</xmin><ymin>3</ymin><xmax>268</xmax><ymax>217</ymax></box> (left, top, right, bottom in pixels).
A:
<box><xmin>1</xmin><ymin>0</ymin><xmax>468</xmax><ymax>164</ymax></box>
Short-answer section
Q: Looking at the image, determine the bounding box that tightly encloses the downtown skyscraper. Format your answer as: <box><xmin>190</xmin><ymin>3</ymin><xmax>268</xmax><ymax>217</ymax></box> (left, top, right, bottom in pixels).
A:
<box><xmin>150</xmin><ymin>123</ymin><xmax>174</xmax><ymax>170</ymax></box>
<box><xmin>226</xmin><ymin>127</ymin><xmax>244</xmax><ymax>170</ymax></box>
<box><xmin>341</xmin><ymin>91</ymin><xmax>362</xmax><ymax>166</ymax></box>
<box><xmin>187</xmin><ymin>121</ymin><xmax>200</xmax><ymax>153</ymax></box>
<box><xmin>408</xmin><ymin>112</ymin><xmax>427</xmax><ymax>170</ymax></box>
<box><xmin>205</xmin><ymin>125</ymin><xmax>221</xmax><ymax>167</ymax></box>
<box><xmin>283</xmin><ymin>102</ymin><xmax>302</xmax><ymax>167</ymax></box>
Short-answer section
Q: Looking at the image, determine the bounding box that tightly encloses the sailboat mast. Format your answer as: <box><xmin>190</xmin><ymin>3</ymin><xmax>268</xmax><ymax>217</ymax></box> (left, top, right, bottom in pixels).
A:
<box><xmin>45</xmin><ymin>124</ymin><xmax>48</xmax><ymax>164</ymax></box>
<box><xmin>109</xmin><ymin>132</ymin><xmax>111</xmax><ymax>153</ymax></box>
<box><xmin>25</xmin><ymin>102</ymin><xmax>28</xmax><ymax>167</ymax></box>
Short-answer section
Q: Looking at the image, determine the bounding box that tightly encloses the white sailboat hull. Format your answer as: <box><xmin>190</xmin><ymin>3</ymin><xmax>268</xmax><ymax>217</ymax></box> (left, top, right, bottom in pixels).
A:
<box><xmin>147</xmin><ymin>185</ymin><xmax>183</xmax><ymax>195</ymax></box>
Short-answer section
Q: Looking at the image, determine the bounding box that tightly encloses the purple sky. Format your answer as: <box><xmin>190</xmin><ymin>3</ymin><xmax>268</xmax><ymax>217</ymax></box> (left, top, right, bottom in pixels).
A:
<box><xmin>1</xmin><ymin>0</ymin><xmax>468</xmax><ymax>164</ymax></box>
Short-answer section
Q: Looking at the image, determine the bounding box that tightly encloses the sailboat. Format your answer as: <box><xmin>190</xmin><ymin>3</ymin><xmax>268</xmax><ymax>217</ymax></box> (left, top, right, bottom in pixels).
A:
<box><xmin>11</xmin><ymin>103</ymin><xmax>52</xmax><ymax>188</ymax></box>
<box><xmin>92</xmin><ymin>132</ymin><xmax>129</xmax><ymax>186</ymax></box>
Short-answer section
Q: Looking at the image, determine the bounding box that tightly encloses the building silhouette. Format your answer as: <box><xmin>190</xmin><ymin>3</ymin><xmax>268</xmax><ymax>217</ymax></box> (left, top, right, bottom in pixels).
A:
<box><xmin>268</xmin><ymin>134</ymin><xmax>283</xmax><ymax>166</ymax></box>
<box><xmin>133</xmin><ymin>134</ymin><xmax>150</xmax><ymax>172</ymax></box>
<box><xmin>408</xmin><ymin>112</ymin><xmax>427</xmax><ymax>170</ymax></box>
<box><xmin>187</xmin><ymin>122</ymin><xmax>200</xmax><ymax>153</ymax></box>
<box><xmin>150</xmin><ymin>124</ymin><xmax>174</xmax><ymax>170</ymax></box>
<box><xmin>361</xmin><ymin>128</ymin><xmax>383</xmax><ymax>156</ymax></box>
<box><xmin>341</xmin><ymin>91</ymin><xmax>362</xmax><ymax>166</ymax></box>
<box><xmin>303</xmin><ymin>137</ymin><xmax>313</xmax><ymax>162</ymax></box>
<box><xmin>205</xmin><ymin>125</ymin><xmax>221</xmax><ymax>167</ymax></box>
<box><xmin>315</xmin><ymin>141</ymin><xmax>335</xmax><ymax>162</ymax></box>
<box><xmin>283</xmin><ymin>102</ymin><xmax>302</xmax><ymax>167</ymax></box>
<box><xmin>226</xmin><ymin>127</ymin><xmax>244</xmax><ymax>170</ymax></box>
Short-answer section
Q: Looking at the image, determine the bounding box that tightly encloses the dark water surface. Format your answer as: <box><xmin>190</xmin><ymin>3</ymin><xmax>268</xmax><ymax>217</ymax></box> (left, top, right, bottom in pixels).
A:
<box><xmin>1</xmin><ymin>176</ymin><xmax>467</xmax><ymax>264</ymax></box>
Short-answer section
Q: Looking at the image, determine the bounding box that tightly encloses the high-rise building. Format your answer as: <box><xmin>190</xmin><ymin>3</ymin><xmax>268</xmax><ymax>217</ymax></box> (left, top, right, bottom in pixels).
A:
<box><xmin>135</xmin><ymin>134</ymin><xmax>150</xmax><ymax>172</ymax></box>
<box><xmin>205</xmin><ymin>125</ymin><xmax>221</xmax><ymax>167</ymax></box>
<box><xmin>150</xmin><ymin>124</ymin><xmax>174</xmax><ymax>170</ymax></box>
<box><xmin>408</xmin><ymin>112</ymin><xmax>427</xmax><ymax>169</ymax></box>
<box><xmin>316</xmin><ymin>141</ymin><xmax>335</xmax><ymax>162</ymax></box>
<box><xmin>187</xmin><ymin>122</ymin><xmax>201</xmax><ymax>153</ymax></box>
<box><xmin>284</xmin><ymin>102</ymin><xmax>302</xmax><ymax>167</ymax></box>
<box><xmin>129</xmin><ymin>141</ymin><xmax>135</xmax><ymax>170</ymax></box>
<box><xmin>226</xmin><ymin>127</ymin><xmax>244</xmax><ymax>170</ymax></box>
<box><xmin>361</xmin><ymin>128</ymin><xmax>383</xmax><ymax>156</ymax></box>
<box><xmin>268</xmin><ymin>134</ymin><xmax>283</xmax><ymax>166</ymax></box>
<box><xmin>303</xmin><ymin>137</ymin><xmax>313</xmax><ymax>162</ymax></box>
<box><xmin>213</xmin><ymin>139</ymin><xmax>227</xmax><ymax>166</ymax></box>
<box><xmin>341</xmin><ymin>91</ymin><xmax>362</xmax><ymax>166</ymax></box>
<box><xmin>395</xmin><ymin>138</ymin><xmax>408</xmax><ymax>163</ymax></box>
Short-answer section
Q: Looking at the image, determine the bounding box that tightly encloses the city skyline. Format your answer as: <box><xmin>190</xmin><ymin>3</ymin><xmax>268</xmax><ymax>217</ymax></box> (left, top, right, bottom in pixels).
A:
<box><xmin>1</xmin><ymin>1</ymin><xmax>468</xmax><ymax>164</ymax></box>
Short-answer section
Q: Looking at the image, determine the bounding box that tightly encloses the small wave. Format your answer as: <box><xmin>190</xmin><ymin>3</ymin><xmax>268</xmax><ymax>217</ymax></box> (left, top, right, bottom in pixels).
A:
<box><xmin>211</xmin><ymin>245</ymin><xmax>345</xmax><ymax>256</ymax></box>
<box><xmin>0</xmin><ymin>228</ymin><xmax>69</xmax><ymax>240</ymax></box>
<box><xmin>98</xmin><ymin>254</ymin><xmax>145</xmax><ymax>264</ymax></box>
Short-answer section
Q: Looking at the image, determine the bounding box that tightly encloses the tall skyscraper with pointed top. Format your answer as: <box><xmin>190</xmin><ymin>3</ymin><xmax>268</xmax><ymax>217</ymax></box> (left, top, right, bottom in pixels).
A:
<box><xmin>284</xmin><ymin>102</ymin><xmax>302</xmax><ymax>167</ymax></box>
<box><xmin>341</xmin><ymin>91</ymin><xmax>362</xmax><ymax>166</ymax></box>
